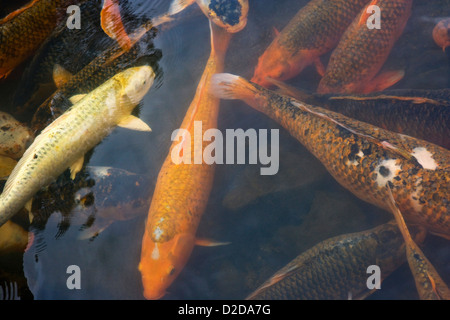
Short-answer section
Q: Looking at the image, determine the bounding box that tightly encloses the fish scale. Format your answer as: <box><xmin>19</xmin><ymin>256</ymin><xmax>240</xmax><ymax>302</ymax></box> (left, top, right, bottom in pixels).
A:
<box><xmin>270</xmin><ymin>94</ymin><xmax>449</xmax><ymax>238</ymax></box>
<box><xmin>248</xmin><ymin>222</ymin><xmax>416</xmax><ymax>300</ymax></box>
<box><xmin>318</xmin><ymin>0</ymin><xmax>413</xmax><ymax>94</ymax></box>
<box><xmin>0</xmin><ymin>0</ymin><xmax>72</xmax><ymax>79</ymax></box>
<box><xmin>0</xmin><ymin>66</ymin><xmax>154</xmax><ymax>227</ymax></box>
<box><xmin>252</xmin><ymin>0</ymin><xmax>369</xmax><ymax>87</ymax></box>
<box><xmin>211</xmin><ymin>74</ymin><xmax>450</xmax><ymax>239</ymax></box>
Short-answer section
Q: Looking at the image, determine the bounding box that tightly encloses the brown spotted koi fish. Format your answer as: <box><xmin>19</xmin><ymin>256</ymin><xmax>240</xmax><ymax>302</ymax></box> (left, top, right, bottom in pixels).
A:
<box><xmin>251</xmin><ymin>0</ymin><xmax>369</xmax><ymax>88</ymax></box>
<box><xmin>138</xmin><ymin>21</ymin><xmax>232</xmax><ymax>300</ymax></box>
<box><xmin>211</xmin><ymin>73</ymin><xmax>450</xmax><ymax>240</ymax></box>
<box><xmin>318</xmin><ymin>0</ymin><xmax>413</xmax><ymax>94</ymax></box>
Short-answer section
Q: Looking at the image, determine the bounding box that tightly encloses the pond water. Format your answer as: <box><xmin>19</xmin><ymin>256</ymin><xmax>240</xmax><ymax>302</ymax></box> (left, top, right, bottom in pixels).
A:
<box><xmin>0</xmin><ymin>0</ymin><xmax>449</xmax><ymax>300</ymax></box>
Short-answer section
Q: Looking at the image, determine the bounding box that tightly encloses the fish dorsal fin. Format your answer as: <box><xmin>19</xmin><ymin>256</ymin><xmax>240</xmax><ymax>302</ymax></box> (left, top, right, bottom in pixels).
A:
<box><xmin>53</xmin><ymin>64</ymin><xmax>73</xmax><ymax>88</ymax></box>
<box><xmin>69</xmin><ymin>94</ymin><xmax>87</xmax><ymax>104</ymax></box>
<box><xmin>246</xmin><ymin>265</ymin><xmax>298</xmax><ymax>299</ymax></box>
<box><xmin>118</xmin><ymin>115</ymin><xmax>151</xmax><ymax>132</ymax></box>
<box><xmin>168</xmin><ymin>0</ymin><xmax>196</xmax><ymax>16</ymax></box>
<box><xmin>0</xmin><ymin>0</ymin><xmax>40</xmax><ymax>24</ymax></box>
<box><xmin>290</xmin><ymin>100</ymin><xmax>414</xmax><ymax>161</ymax></box>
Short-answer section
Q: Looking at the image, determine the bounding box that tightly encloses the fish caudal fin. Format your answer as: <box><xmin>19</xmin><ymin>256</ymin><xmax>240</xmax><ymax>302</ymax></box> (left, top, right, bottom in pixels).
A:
<box><xmin>101</xmin><ymin>0</ymin><xmax>133</xmax><ymax>51</ymax></box>
<box><xmin>210</xmin><ymin>73</ymin><xmax>260</xmax><ymax>107</ymax></box>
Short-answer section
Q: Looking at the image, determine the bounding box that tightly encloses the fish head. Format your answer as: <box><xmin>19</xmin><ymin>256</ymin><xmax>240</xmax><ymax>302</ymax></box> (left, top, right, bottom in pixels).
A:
<box><xmin>139</xmin><ymin>232</ymin><xmax>196</xmax><ymax>300</ymax></box>
<box><xmin>117</xmin><ymin>66</ymin><xmax>155</xmax><ymax>111</ymax></box>
<box><xmin>251</xmin><ymin>46</ymin><xmax>293</xmax><ymax>88</ymax></box>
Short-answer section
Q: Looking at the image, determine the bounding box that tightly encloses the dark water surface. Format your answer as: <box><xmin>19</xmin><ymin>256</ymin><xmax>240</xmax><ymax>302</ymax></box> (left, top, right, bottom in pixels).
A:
<box><xmin>0</xmin><ymin>0</ymin><xmax>449</xmax><ymax>300</ymax></box>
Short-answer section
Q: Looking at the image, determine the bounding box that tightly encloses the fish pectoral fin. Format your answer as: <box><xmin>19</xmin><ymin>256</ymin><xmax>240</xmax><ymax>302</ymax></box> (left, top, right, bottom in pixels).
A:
<box><xmin>363</xmin><ymin>70</ymin><xmax>405</xmax><ymax>94</ymax></box>
<box><xmin>195</xmin><ymin>238</ymin><xmax>231</xmax><ymax>247</ymax></box>
<box><xmin>168</xmin><ymin>0</ymin><xmax>196</xmax><ymax>15</ymax></box>
<box><xmin>118</xmin><ymin>115</ymin><xmax>152</xmax><ymax>132</ymax></box>
<box><xmin>313</xmin><ymin>57</ymin><xmax>326</xmax><ymax>77</ymax></box>
<box><xmin>70</xmin><ymin>157</ymin><xmax>84</xmax><ymax>180</ymax></box>
<box><xmin>69</xmin><ymin>94</ymin><xmax>87</xmax><ymax>104</ymax></box>
<box><xmin>272</xmin><ymin>27</ymin><xmax>280</xmax><ymax>37</ymax></box>
<box><xmin>25</xmin><ymin>199</ymin><xmax>33</xmax><ymax>223</ymax></box>
<box><xmin>53</xmin><ymin>64</ymin><xmax>73</xmax><ymax>88</ymax></box>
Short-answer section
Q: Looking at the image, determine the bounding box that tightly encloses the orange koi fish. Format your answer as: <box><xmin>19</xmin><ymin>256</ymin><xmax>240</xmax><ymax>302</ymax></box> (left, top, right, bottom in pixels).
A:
<box><xmin>100</xmin><ymin>0</ymin><xmax>133</xmax><ymax>51</ymax></box>
<box><xmin>317</xmin><ymin>0</ymin><xmax>412</xmax><ymax>94</ymax></box>
<box><xmin>138</xmin><ymin>21</ymin><xmax>232</xmax><ymax>300</ymax></box>
<box><xmin>251</xmin><ymin>0</ymin><xmax>369</xmax><ymax>88</ymax></box>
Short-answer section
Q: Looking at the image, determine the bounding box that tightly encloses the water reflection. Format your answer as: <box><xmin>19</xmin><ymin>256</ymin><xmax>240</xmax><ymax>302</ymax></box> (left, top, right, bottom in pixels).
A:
<box><xmin>0</xmin><ymin>0</ymin><xmax>448</xmax><ymax>300</ymax></box>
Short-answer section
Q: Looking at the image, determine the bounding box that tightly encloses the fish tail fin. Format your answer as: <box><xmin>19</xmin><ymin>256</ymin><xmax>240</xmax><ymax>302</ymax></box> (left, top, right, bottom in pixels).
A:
<box><xmin>210</xmin><ymin>73</ymin><xmax>260</xmax><ymax>106</ymax></box>
<box><xmin>101</xmin><ymin>0</ymin><xmax>133</xmax><ymax>51</ymax></box>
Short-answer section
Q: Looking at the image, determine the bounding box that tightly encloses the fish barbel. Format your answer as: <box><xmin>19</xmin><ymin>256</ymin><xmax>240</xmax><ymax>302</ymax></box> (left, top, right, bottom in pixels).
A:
<box><xmin>247</xmin><ymin>221</ymin><xmax>424</xmax><ymax>300</ymax></box>
<box><xmin>139</xmin><ymin>21</ymin><xmax>232</xmax><ymax>300</ymax></box>
<box><xmin>318</xmin><ymin>0</ymin><xmax>413</xmax><ymax>94</ymax></box>
<box><xmin>251</xmin><ymin>0</ymin><xmax>369</xmax><ymax>88</ymax></box>
<box><xmin>211</xmin><ymin>73</ymin><xmax>450</xmax><ymax>239</ymax></box>
<box><xmin>0</xmin><ymin>66</ymin><xmax>154</xmax><ymax>227</ymax></box>
<box><xmin>0</xmin><ymin>0</ymin><xmax>74</xmax><ymax>79</ymax></box>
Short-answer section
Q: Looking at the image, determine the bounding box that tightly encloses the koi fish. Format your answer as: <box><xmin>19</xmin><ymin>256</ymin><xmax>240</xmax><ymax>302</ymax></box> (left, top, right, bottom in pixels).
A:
<box><xmin>0</xmin><ymin>0</ymin><xmax>73</xmax><ymax>80</ymax></box>
<box><xmin>211</xmin><ymin>73</ymin><xmax>450</xmax><ymax>239</ymax></box>
<box><xmin>386</xmin><ymin>186</ymin><xmax>450</xmax><ymax>300</ymax></box>
<box><xmin>139</xmin><ymin>21</ymin><xmax>232</xmax><ymax>300</ymax></box>
<box><xmin>251</xmin><ymin>0</ymin><xmax>369</xmax><ymax>88</ymax></box>
<box><xmin>0</xmin><ymin>66</ymin><xmax>154</xmax><ymax>227</ymax></box>
<box><xmin>169</xmin><ymin>0</ymin><xmax>249</xmax><ymax>33</ymax></box>
<box><xmin>266</xmin><ymin>79</ymin><xmax>450</xmax><ymax>150</ymax></box>
<box><xmin>28</xmin><ymin>28</ymin><xmax>158</xmax><ymax>134</ymax></box>
<box><xmin>0</xmin><ymin>112</ymin><xmax>34</xmax><ymax>160</ymax></box>
<box><xmin>317</xmin><ymin>0</ymin><xmax>412</xmax><ymax>94</ymax></box>
<box><xmin>433</xmin><ymin>18</ymin><xmax>450</xmax><ymax>52</ymax></box>
<box><xmin>247</xmin><ymin>221</ymin><xmax>424</xmax><ymax>300</ymax></box>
